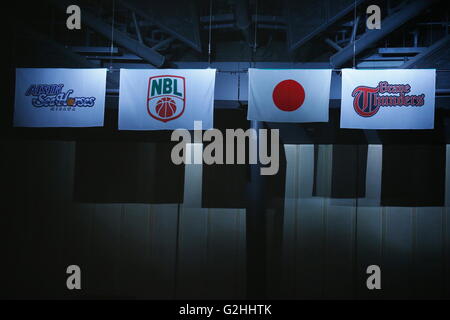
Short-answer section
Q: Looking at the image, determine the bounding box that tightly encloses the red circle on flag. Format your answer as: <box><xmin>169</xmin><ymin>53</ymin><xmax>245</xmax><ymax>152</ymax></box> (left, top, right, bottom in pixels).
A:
<box><xmin>272</xmin><ymin>79</ymin><xmax>305</xmax><ymax>112</ymax></box>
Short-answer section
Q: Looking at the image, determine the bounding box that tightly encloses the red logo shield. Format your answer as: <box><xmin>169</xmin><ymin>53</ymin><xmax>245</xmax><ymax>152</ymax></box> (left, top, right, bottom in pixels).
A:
<box><xmin>147</xmin><ymin>75</ymin><xmax>186</xmax><ymax>122</ymax></box>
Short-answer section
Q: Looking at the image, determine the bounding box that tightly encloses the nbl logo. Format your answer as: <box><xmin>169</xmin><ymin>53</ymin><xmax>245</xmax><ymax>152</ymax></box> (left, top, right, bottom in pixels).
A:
<box><xmin>147</xmin><ymin>75</ymin><xmax>186</xmax><ymax>122</ymax></box>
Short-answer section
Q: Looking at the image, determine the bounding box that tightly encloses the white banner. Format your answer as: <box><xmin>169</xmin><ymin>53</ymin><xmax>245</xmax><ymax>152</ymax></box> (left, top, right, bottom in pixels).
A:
<box><xmin>14</xmin><ymin>68</ymin><xmax>107</xmax><ymax>127</ymax></box>
<box><xmin>340</xmin><ymin>69</ymin><xmax>436</xmax><ymax>129</ymax></box>
<box><xmin>119</xmin><ymin>69</ymin><xmax>216</xmax><ymax>130</ymax></box>
<box><xmin>247</xmin><ymin>68</ymin><xmax>332</xmax><ymax>122</ymax></box>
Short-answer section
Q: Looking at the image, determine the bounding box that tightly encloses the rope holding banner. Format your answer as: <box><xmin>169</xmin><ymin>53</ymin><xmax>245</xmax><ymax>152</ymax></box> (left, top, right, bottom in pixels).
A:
<box><xmin>254</xmin><ymin>0</ymin><xmax>258</xmax><ymax>54</ymax></box>
<box><xmin>353</xmin><ymin>0</ymin><xmax>357</xmax><ymax>69</ymax></box>
<box><xmin>109</xmin><ymin>0</ymin><xmax>116</xmax><ymax>71</ymax></box>
<box><xmin>208</xmin><ymin>0</ymin><xmax>213</xmax><ymax>67</ymax></box>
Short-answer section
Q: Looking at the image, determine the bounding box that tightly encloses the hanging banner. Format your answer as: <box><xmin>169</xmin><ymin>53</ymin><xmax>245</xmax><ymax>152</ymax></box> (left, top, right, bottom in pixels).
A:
<box><xmin>340</xmin><ymin>69</ymin><xmax>436</xmax><ymax>129</ymax></box>
<box><xmin>247</xmin><ymin>68</ymin><xmax>332</xmax><ymax>122</ymax></box>
<box><xmin>119</xmin><ymin>69</ymin><xmax>216</xmax><ymax>130</ymax></box>
<box><xmin>14</xmin><ymin>68</ymin><xmax>107</xmax><ymax>127</ymax></box>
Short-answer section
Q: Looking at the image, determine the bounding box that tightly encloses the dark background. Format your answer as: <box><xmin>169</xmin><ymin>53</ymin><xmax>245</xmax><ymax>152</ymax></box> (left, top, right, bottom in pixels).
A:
<box><xmin>1</xmin><ymin>0</ymin><xmax>450</xmax><ymax>299</ymax></box>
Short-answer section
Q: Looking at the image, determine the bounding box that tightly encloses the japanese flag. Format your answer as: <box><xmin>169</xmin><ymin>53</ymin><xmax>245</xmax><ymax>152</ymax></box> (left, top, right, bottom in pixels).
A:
<box><xmin>247</xmin><ymin>68</ymin><xmax>332</xmax><ymax>122</ymax></box>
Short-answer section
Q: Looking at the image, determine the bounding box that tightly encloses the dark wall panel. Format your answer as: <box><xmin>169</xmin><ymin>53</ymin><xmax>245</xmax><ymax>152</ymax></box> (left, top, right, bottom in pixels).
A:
<box><xmin>202</xmin><ymin>109</ymin><xmax>250</xmax><ymax>208</ymax></box>
<box><xmin>74</xmin><ymin>142</ymin><xmax>184</xmax><ymax>204</ymax></box>
<box><xmin>381</xmin><ymin>145</ymin><xmax>446</xmax><ymax>206</ymax></box>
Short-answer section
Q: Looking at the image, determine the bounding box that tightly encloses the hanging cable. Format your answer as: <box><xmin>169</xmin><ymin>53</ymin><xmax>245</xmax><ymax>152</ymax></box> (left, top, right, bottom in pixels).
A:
<box><xmin>353</xmin><ymin>0</ymin><xmax>357</xmax><ymax>69</ymax></box>
<box><xmin>237</xmin><ymin>61</ymin><xmax>242</xmax><ymax>107</ymax></box>
<box><xmin>109</xmin><ymin>0</ymin><xmax>116</xmax><ymax>71</ymax></box>
<box><xmin>208</xmin><ymin>0</ymin><xmax>213</xmax><ymax>67</ymax></box>
<box><xmin>254</xmin><ymin>0</ymin><xmax>258</xmax><ymax>54</ymax></box>
<box><xmin>352</xmin><ymin>2</ymin><xmax>359</xmax><ymax>295</ymax></box>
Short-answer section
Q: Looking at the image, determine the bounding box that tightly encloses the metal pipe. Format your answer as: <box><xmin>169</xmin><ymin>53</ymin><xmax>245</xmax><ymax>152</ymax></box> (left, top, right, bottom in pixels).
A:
<box><xmin>413</xmin><ymin>30</ymin><xmax>419</xmax><ymax>47</ymax></box>
<box><xmin>325</xmin><ymin>38</ymin><xmax>343</xmax><ymax>51</ymax></box>
<box><xmin>82</xmin><ymin>10</ymin><xmax>165</xmax><ymax>67</ymax></box>
<box><xmin>400</xmin><ymin>35</ymin><xmax>450</xmax><ymax>68</ymax></box>
<box><xmin>330</xmin><ymin>0</ymin><xmax>438</xmax><ymax>67</ymax></box>
<box><xmin>151</xmin><ymin>37</ymin><xmax>174</xmax><ymax>51</ymax></box>
<box><xmin>257</xmin><ymin>23</ymin><xmax>286</xmax><ymax>30</ymax></box>
<box><xmin>202</xmin><ymin>23</ymin><xmax>235</xmax><ymax>30</ymax></box>
<box><xmin>200</xmin><ymin>13</ymin><xmax>234</xmax><ymax>23</ymax></box>
<box><xmin>50</xmin><ymin>0</ymin><xmax>165</xmax><ymax>67</ymax></box>
<box><xmin>132</xmin><ymin>11</ymin><xmax>143</xmax><ymax>44</ymax></box>
<box><xmin>234</xmin><ymin>0</ymin><xmax>252</xmax><ymax>44</ymax></box>
<box><xmin>351</xmin><ymin>16</ymin><xmax>360</xmax><ymax>42</ymax></box>
<box><xmin>246</xmin><ymin>120</ymin><xmax>267</xmax><ymax>299</ymax></box>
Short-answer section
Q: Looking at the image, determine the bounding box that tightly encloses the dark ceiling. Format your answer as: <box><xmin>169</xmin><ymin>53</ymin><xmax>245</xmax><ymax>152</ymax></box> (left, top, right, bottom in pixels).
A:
<box><xmin>5</xmin><ymin>0</ymin><xmax>448</xmax><ymax>69</ymax></box>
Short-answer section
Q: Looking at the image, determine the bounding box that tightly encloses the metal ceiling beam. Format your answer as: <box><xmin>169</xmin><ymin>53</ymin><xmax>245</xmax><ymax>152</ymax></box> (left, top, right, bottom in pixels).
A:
<box><xmin>131</xmin><ymin>11</ymin><xmax>143</xmax><ymax>44</ymax></box>
<box><xmin>82</xmin><ymin>11</ymin><xmax>165</xmax><ymax>67</ymax></box>
<box><xmin>330</xmin><ymin>0</ymin><xmax>438</xmax><ymax>67</ymax></box>
<box><xmin>50</xmin><ymin>0</ymin><xmax>165</xmax><ymax>67</ymax></box>
<box><xmin>119</xmin><ymin>0</ymin><xmax>202</xmax><ymax>52</ymax></box>
<box><xmin>151</xmin><ymin>37</ymin><xmax>175</xmax><ymax>51</ymax></box>
<box><xmin>286</xmin><ymin>0</ymin><xmax>367</xmax><ymax>52</ymax></box>
<box><xmin>17</xmin><ymin>25</ymin><xmax>119</xmax><ymax>88</ymax></box>
<box><xmin>399</xmin><ymin>35</ymin><xmax>450</xmax><ymax>68</ymax></box>
<box><xmin>325</xmin><ymin>38</ymin><xmax>342</xmax><ymax>51</ymax></box>
<box><xmin>378</xmin><ymin>47</ymin><xmax>425</xmax><ymax>54</ymax></box>
<box><xmin>71</xmin><ymin>47</ymin><xmax>119</xmax><ymax>54</ymax></box>
<box><xmin>200</xmin><ymin>13</ymin><xmax>235</xmax><ymax>23</ymax></box>
<box><xmin>234</xmin><ymin>0</ymin><xmax>252</xmax><ymax>45</ymax></box>
<box><xmin>21</xmin><ymin>27</ymin><xmax>98</xmax><ymax>68</ymax></box>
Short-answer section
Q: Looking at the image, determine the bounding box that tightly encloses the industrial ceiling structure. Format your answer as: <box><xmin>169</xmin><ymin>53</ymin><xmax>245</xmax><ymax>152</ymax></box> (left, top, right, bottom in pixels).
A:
<box><xmin>6</xmin><ymin>0</ymin><xmax>450</xmax><ymax>144</ymax></box>
<box><xmin>10</xmin><ymin>0</ymin><xmax>450</xmax><ymax>70</ymax></box>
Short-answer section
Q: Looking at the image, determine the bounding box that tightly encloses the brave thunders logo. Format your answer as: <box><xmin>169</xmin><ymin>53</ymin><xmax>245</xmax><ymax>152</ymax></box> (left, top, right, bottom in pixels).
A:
<box><xmin>352</xmin><ymin>81</ymin><xmax>425</xmax><ymax>117</ymax></box>
<box><xmin>147</xmin><ymin>75</ymin><xmax>185</xmax><ymax>122</ymax></box>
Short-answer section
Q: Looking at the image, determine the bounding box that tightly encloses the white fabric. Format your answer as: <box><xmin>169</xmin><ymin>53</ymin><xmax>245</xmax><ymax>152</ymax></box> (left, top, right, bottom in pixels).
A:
<box><xmin>247</xmin><ymin>68</ymin><xmax>332</xmax><ymax>122</ymax></box>
<box><xmin>340</xmin><ymin>69</ymin><xmax>436</xmax><ymax>129</ymax></box>
<box><xmin>14</xmin><ymin>68</ymin><xmax>107</xmax><ymax>127</ymax></box>
<box><xmin>119</xmin><ymin>69</ymin><xmax>216</xmax><ymax>130</ymax></box>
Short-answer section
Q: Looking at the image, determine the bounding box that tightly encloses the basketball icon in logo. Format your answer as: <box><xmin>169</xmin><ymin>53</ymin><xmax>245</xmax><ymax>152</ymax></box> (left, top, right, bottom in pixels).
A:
<box><xmin>66</xmin><ymin>98</ymin><xmax>75</xmax><ymax>106</ymax></box>
<box><xmin>156</xmin><ymin>97</ymin><xmax>177</xmax><ymax>118</ymax></box>
<box><xmin>272</xmin><ymin>79</ymin><xmax>305</xmax><ymax>112</ymax></box>
<box><xmin>147</xmin><ymin>75</ymin><xmax>185</xmax><ymax>122</ymax></box>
